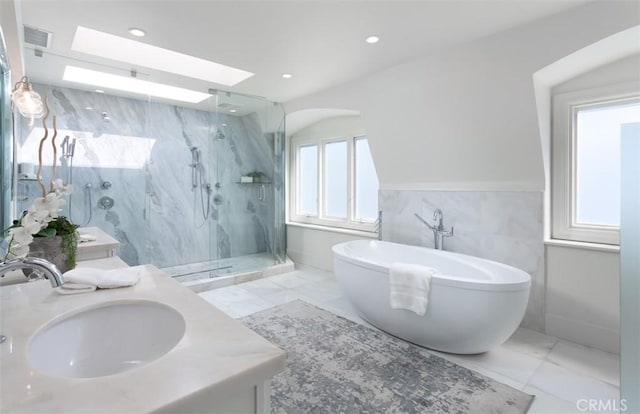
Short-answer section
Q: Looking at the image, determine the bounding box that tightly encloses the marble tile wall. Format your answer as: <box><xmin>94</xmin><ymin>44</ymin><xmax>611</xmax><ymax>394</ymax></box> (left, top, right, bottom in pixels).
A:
<box><xmin>379</xmin><ymin>189</ymin><xmax>545</xmax><ymax>332</ymax></box>
<box><xmin>17</xmin><ymin>84</ymin><xmax>283</xmax><ymax>269</ymax></box>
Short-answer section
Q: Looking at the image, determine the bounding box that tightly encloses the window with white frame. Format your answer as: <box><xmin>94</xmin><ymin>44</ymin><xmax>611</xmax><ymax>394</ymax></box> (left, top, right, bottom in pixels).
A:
<box><xmin>552</xmin><ymin>82</ymin><xmax>640</xmax><ymax>245</ymax></box>
<box><xmin>290</xmin><ymin>133</ymin><xmax>379</xmax><ymax>232</ymax></box>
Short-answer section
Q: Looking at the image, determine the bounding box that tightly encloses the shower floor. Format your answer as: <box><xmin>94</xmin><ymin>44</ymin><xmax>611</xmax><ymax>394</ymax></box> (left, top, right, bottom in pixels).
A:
<box><xmin>161</xmin><ymin>252</ymin><xmax>283</xmax><ymax>283</ymax></box>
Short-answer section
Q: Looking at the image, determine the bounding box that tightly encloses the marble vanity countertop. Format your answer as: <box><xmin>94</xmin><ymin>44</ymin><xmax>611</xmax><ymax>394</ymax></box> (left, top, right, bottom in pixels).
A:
<box><xmin>77</xmin><ymin>226</ymin><xmax>120</xmax><ymax>257</ymax></box>
<box><xmin>0</xmin><ymin>265</ymin><xmax>285</xmax><ymax>413</ymax></box>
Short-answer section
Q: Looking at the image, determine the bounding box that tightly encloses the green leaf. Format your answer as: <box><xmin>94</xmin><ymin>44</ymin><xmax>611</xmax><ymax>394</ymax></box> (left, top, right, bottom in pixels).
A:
<box><xmin>35</xmin><ymin>228</ymin><xmax>57</xmax><ymax>238</ymax></box>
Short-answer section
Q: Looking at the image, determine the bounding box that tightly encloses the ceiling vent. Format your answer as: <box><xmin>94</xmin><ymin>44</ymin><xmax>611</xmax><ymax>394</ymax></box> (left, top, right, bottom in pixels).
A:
<box><xmin>24</xmin><ymin>26</ymin><xmax>52</xmax><ymax>49</ymax></box>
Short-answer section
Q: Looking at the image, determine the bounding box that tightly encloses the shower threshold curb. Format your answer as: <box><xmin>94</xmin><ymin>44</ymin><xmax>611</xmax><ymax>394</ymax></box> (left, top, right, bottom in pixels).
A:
<box><xmin>181</xmin><ymin>257</ymin><xmax>295</xmax><ymax>293</ymax></box>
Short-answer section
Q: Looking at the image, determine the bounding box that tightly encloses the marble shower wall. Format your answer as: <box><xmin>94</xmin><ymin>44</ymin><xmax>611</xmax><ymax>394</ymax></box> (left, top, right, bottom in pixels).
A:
<box><xmin>17</xmin><ymin>84</ymin><xmax>281</xmax><ymax>268</ymax></box>
<box><xmin>379</xmin><ymin>189</ymin><xmax>545</xmax><ymax>332</ymax></box>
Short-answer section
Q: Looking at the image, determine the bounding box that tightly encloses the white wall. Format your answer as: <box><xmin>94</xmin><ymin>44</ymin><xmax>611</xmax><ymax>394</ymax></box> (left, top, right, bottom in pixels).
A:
<box><xmin>552</xmin><ymin>54</ymin><xmax>640</xmax><ymax>94</ymax></box>
<box><xmin>289</xmin><ymin>115</ymin><xmax>365</xmax><ymax>141</ymax></box>
<box><xmin>0</xmin><ymin>0</ymin><xmax>25</xmax><ymax>82</ymax></box>
<box><xmin>286</xmin><ymin>1</ymin><xmax>639</xmax><ymax>191</ymax></box>
<box><xmin>283</xmin><ymin>1</ymin><xmax>639</xmax><ymax>349</ymax></box>
<box><xmin>544</xmin><ymin>54</ymin><xmax>640</xmax><ymax>353</ymax></box>
<box><xmin>286</xmin><ymin>226</ymin><xmax>370</xmax><ymax>271</ymax></box>
<box><xmin>546</xmin><ymin>246</ymin><xmax>620</xmax><ymax>353</ymax></box>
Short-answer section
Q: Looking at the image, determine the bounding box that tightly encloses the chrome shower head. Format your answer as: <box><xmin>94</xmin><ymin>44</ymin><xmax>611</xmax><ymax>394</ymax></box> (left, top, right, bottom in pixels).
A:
<box><xmin>191</xmin><ymin>146</ymin><xmax>200</xmax><ymax>164</ymax></box>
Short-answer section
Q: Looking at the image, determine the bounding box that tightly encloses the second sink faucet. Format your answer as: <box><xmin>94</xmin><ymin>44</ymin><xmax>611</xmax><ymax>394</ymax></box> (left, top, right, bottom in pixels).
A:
<box><xmin>0</xmin><ymin>257</ymin><xmax>65</xmax><ymax>287</ymax></box>
<box><xmin>414</xmin><ymin>209</ymin><xmax>454</xmax><ymax>250</ymax></box>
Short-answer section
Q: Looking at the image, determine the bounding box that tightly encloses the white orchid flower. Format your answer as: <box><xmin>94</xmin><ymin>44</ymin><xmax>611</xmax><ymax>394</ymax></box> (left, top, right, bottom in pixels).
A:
<box><xmin>7</xmin><ymin>243</ymin><xmax>29</xmax><ymax>259</ymax></box>
<box><xmin>20</xmin><ymin>212</ymin><xmax>45</xmax><ymax>235</ymax></box>
<box><xmin>9</xmin><ymin>226</ymin><xmax>34</xmax><ymax>246</ymax></box>
<box><xmin>52</xmin><ymin>179</ymin><xmax>73</xmax><ymax>195</ymax></box>
<box><xmin>32</xmin><ymin>193</ymin><xmax>63</xmax><ymax>218</ymax></box>
<box><xmin>24</xmin><ymin>204</ymin><xmax>48</xmax><ymax>221</ymax></box>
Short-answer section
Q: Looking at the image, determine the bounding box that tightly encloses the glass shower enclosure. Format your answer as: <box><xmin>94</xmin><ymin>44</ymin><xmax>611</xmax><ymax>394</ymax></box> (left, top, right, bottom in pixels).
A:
<box><xmin>14</xmin><ymin>82</ymin><xmax>286</xmax><ymax>284</ymax></box>
<box><xmin>155</xmin><ymin>90</ymin><xmax>287</xmax><ymax>282</ymax></box>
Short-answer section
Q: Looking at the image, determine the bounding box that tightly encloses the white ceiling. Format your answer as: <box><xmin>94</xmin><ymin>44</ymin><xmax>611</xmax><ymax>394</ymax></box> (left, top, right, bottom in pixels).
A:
<box><xmin>18</xmin><ymin>0</ymin><xmax>593</xmax><ymax>109</ymax></box>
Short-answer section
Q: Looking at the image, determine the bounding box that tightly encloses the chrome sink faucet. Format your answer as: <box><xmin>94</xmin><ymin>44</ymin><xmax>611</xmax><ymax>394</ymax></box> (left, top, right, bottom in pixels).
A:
<box><xmin>414</xmin><ymin>209</ymin><xmax>454</xmax><ymax>250</ymax></box>
<box><xmin>0</xmin><ymin>257</ymin><xmax>65</xmax><ymax>287</ymax></box>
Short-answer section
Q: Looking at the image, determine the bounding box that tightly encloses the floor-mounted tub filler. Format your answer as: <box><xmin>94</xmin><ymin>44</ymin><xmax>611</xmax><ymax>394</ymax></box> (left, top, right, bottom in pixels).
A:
<box><xmin>332</xmin><ymin>240</ymin><xmax>531</xmax><ymax>354</ymax></box>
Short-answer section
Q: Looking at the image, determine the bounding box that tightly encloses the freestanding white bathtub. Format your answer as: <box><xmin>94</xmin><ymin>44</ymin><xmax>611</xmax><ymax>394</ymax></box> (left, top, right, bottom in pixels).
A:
<box><xmin>332</xmin><ymin>240</ymin><xmax>531</xmax><ymax>354</ymax></box>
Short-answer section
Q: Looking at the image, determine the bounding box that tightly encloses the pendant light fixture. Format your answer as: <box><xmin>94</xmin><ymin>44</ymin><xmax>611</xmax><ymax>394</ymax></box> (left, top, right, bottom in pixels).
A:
<box><xmin>11</xmin><ymin>76</ymin><xmax>44</xmax><ymax>118</ymax></box>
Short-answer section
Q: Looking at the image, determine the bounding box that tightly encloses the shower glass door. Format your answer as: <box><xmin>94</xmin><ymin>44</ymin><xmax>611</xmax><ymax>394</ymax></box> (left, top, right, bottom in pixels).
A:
<box><xmin>145</xmin><ymin>88</ymin><xmax>285</xmax><ymax>282</ymax></box>
<box><xmin>0</xmin><ymin>29</ymin><xmax>12</xmax><ymax>233</ymax></box>
<box><xmin>208</xmin><ymin>91</ymin><xmax>286</xmax><ymax>276</ymax></box>
<box><xmin>12</xmin><ymin>82</ymin><xmax>152</xmax><ymax>267</ymax></box>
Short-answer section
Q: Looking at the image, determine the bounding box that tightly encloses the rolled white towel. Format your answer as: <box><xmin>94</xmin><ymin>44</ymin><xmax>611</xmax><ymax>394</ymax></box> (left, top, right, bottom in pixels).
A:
<box><xmin>78</xmin><ymin>233</ymin><xmax>97</xmax><ymax>243</ymax></box>
<box><xmin>389</xmin><ymin>262</ymin><xmax>438</xmax><ymax>316</ymax></box>
<box><xmin>55</xmin><ymin>283</ymin><xmax>97</xmax><ymax>295</ymax></box>
<box><xmin>56</xmin><ymin>267</ymin><xmax>140</xmax><ymax>294</ymax></box>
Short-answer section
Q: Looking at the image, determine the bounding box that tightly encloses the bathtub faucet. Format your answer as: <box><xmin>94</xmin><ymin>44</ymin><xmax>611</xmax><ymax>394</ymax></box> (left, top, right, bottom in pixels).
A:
<box><xmin>375</xmin><ymin>210</ymin><xmax>382</xmax><ymax>241</ymax></box>
<box><xmin>414</xmin><ymin>209</ymin><xmax>454</xmax><ymax>250</ymax></box>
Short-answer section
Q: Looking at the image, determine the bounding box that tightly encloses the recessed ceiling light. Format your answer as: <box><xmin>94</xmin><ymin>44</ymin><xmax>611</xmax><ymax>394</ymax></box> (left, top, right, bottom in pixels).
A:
<box><xmin>221</xmin><ymin>123</ymin><xmax>228</xmax><ymax>127</ymax></box>
<box><xmin>85</xmin><ymin>106</ymin><xmax>93</xmax><ymax>110</ymax></box>
<box><xmin>365</xmin><ymin>35</ymin><xmax>380</xmax><ymax>44</ymax></box>
<box><xmin>229</xmin><ymin>109</ymin><xmax>237</xmax><ymax>113</ymax></box>
<box><xmin>64</xmin><ymin>66</ymin><xmax>211</xmax><ymax>103</ymax></box>
<box><xmin>128</xmin><ymin>28</ymin><xmax>146</xmax><ymax>37</ymax></box>
<box><xmin>72</xmin><ymin>26</ymin><xmax>254</xmax><ymax>87</ymax></box>
<box><xmin>282</xmin><ymin>73</ymin><xmax>293</xmax><ymax>79</ymax></box>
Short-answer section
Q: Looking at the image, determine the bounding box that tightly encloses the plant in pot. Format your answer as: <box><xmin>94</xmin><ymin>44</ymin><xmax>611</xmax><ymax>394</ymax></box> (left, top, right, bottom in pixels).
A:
<box><xmin>2</xmin><ymin>96</ymin><xmax>78</xmax><ymax>276</ymax></box>
<box><xmin>4</xmin><ymin>198</ymin><xmax>79</xmax><ymax>274</ymax></box>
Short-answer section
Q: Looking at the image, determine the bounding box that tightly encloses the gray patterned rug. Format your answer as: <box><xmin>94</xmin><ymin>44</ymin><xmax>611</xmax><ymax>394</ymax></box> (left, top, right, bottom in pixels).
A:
<box><xmin>242</xmin><ymin>300</ymin><xmax>534</xmax><ymax>414</ymax></box>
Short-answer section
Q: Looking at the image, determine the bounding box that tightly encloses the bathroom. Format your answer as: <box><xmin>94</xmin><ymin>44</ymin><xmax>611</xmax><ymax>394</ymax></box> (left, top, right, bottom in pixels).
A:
<box><xmin>1</xmin><ymin>1</ymin><xmax>638</xmax><ymax>413</ymax></box>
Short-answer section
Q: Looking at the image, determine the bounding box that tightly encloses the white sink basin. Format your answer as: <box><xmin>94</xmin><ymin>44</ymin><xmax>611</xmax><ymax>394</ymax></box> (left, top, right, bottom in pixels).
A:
<box><xmin>28</xmin><ymin>300</ymin><xmax>186</xmax><ymax>378</ymax></box>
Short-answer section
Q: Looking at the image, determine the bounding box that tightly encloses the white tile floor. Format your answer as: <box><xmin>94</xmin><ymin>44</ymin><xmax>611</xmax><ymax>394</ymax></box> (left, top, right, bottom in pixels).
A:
<box><xmin>199</xmin><ymin>265</ymin><xmax>621</xmax><ymax>414</ymax></box>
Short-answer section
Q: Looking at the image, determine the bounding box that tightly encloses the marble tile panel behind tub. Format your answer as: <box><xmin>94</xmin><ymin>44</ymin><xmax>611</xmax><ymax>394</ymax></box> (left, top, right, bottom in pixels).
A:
<box><xmin>379</xmin><ymin>189</ymin><xmax>545</xmax><ymax>332</ymax></box>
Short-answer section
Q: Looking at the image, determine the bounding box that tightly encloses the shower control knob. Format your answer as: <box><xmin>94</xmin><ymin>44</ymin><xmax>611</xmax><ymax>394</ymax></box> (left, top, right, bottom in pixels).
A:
<box><xmin>215</xmin><ymin>182</ymin><xmax>221</xmax><ymax>189</ymax></box>
<box><xmin>98</xmin><ymin>196</ymin><xmax>115</xmax><ymax>210</ymax></box>
<box><xmin>101</xmin><ymin>181</ymin><xmax>112</xmax><ymax>190</ymax></box>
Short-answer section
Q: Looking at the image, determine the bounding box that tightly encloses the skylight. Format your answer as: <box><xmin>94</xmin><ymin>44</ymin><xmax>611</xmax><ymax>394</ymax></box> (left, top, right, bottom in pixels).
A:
<box><xmin>63</xmin><ymin>66</ymin><xmax>212</xmax><ymax>103</ymax></box>
<box><xmin>71</xmin><ymin>26</ymin><xmax>254</xmax><ymax>87</ymax></box>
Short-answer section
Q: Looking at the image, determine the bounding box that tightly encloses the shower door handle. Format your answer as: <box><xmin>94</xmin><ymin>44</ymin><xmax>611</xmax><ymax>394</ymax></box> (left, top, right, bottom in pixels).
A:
<box><xmin>258</xmin><ymin>184</ymin><xmax>265</xmax><ymax>201</ymax></box>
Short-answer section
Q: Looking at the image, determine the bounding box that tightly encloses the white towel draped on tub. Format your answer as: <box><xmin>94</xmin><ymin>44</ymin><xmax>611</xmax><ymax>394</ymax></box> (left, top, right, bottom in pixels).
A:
<box><xmin>389</xmin><ymin>263</ymin><xmax>439</xmax><ymax>316</ymax></box>
<box><xmin>56</xmin><ymin>267</ymin><xmax>141</xmax><ymax>295</ymax></box>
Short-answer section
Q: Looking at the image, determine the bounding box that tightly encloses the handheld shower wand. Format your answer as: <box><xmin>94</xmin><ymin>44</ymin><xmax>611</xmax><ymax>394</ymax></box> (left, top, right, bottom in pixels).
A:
<box><xmin>60</xmin><ymin>135</ymin><xmax>69</xmax><ymax>158</ymax></box>
<box><xmin>189</xmin><ymin>146</ymin><xmax>210</xmax><ymax>223</ymax></box>
<box><xmin>190</xmin><ymin>147</ymin><xmax>200</xmax><ymax>189</ymax></box>
<box><xmin>60</xmin><ymin>135</ymin><xmax>78</xmax><ymax>220</ymax></box>
<box><xmin>60</xmin><ymin>135</ymin><xmax>76</xmax><ymax>160</ymax></box>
